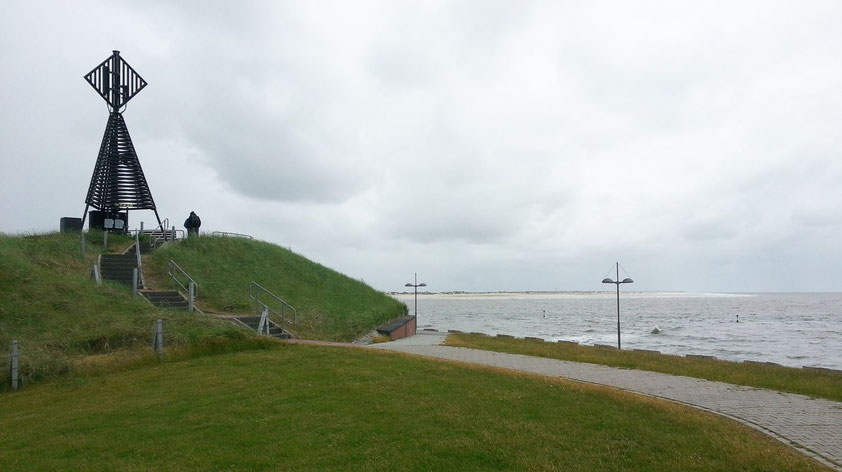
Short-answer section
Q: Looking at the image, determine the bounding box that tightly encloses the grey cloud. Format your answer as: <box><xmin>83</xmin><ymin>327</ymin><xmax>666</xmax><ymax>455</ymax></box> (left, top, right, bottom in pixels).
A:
<box><xmin>3</xmin><ymin>0</ymin><xmax>842</xmax><ymax>292</ymax></box>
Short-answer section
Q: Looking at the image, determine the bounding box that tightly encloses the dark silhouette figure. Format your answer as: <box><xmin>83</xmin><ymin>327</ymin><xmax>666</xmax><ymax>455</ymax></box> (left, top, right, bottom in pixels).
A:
<box><xmin>184</xmin><ymin>211</ymin><xmax>201</xmax><ymax>236</ymax></box>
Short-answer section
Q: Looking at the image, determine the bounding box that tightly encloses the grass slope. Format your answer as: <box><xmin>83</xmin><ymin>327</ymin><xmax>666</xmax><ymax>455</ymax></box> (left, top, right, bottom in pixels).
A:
<box><xmin>446</xmin><ymin>333</ymin><xmax>842</xmax><ymax>402</ymax></box>
<box><xmin>0</xmin><ymin>345</ymin><xmax>830</xmax><ymax>472</ymax></box>
<box><xmin>0</xmin><ymin>232</ymin><xmax>271</xmax><ymax>390</ymax></box>
<box><xmin>147</xmin><ymin>236</ymin><xmax>407</xmax><ymax>341</ymax></box>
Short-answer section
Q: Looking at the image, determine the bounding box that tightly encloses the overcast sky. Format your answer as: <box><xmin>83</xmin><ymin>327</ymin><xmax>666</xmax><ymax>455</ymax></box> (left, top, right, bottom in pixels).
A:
<box><xmin>2</xmin><ymin>1</ymin><xmax>841</xmax><ymax>292</ymax></box>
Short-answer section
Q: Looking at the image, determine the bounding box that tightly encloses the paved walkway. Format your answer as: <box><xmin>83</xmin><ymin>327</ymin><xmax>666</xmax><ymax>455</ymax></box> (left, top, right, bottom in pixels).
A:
<box><xmin>369</xmin><ymin>331</ymin><xmax>842</xmax><ymax>470</ymax></box>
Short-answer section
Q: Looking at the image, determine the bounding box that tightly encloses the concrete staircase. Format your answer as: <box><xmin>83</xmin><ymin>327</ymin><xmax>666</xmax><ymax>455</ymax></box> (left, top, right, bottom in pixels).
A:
<box><xmin>100</xmin><ymin>254</ymin><xmax>140</xmax><ymax>288</ymax></box>
<box><xmin>233</xmin><ymin>315</ymin><xmax>292</xmax><ymax>340</ymax></box>
<box><xmin>141</xmin><ymin>290</ymin><xmax>189</xmax><ymax>310</ymax></box>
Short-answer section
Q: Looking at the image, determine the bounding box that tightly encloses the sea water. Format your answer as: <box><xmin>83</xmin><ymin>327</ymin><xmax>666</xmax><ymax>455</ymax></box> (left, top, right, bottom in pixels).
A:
<box><xmin>392</xmin><ymin>292</ymin><xmax>842</xmax><ymax>370</ymax></box>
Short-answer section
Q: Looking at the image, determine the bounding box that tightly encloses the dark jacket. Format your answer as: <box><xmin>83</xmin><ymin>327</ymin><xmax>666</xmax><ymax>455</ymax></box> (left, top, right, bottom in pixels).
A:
<box><xmin>184</xmin><ymin>213</ymin><xmax>201</xmax><ymax>229</ymax></box>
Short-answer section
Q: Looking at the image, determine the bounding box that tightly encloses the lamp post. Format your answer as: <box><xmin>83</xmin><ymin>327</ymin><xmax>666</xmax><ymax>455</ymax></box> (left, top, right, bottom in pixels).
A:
<box><xmin>602</xmin><ymin>262</ymin><xmax>633</xmax><ymax>349</ymax></box>
<box><xmin>405</xmin><ymin>273</ymin><xmax>426</xmax><ymax>318</ymax></box>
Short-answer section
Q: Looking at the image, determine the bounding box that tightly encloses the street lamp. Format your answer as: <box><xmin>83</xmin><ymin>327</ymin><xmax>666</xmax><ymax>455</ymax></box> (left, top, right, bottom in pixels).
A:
<box><xmin>405</xmin><ymin>273</ymin><xmax>427</xmax><ymax>318</ymax></box>
<box><xmin>602</xmin><ymin>262</ymin><xmax>633</xmax><ymax>349</ymax></box>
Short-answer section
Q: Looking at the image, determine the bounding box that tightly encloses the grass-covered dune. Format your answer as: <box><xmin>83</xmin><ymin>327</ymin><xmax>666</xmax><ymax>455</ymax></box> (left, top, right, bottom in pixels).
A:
<box><xmin>0</xmin><ymin>344</ymin><xmax>831</xmax><ymax>472</ymax></box>
<box><xmin>147</xmin><ymin>236</ymin><xmax>407</xmax><ymax>341</ymax></box>
<box><xmin>0</xmin><ymin>232</ymin><xmax>270</xmax><ymax>390</ymax></box>
<box><xmin>1</xmin><ymin>231</ymin><xmax>406</xmax><ymax>388</ymax></box>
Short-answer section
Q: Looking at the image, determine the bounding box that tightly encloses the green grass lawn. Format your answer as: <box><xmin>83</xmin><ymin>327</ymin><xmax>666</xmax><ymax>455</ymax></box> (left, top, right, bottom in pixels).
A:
<box><xmin>445</xmin><ymin>333</ymin><xmax>842</xmax><ymax>402</ymax></box>
<box><xmin>146</xmin><ymin>235</ymin><xmax>407</xmax><ymax>341</ymax></box>
<box><xmin>0</xmin><ymin>344</ymin><xmax>831</xmax><ymax>472</ymax></box>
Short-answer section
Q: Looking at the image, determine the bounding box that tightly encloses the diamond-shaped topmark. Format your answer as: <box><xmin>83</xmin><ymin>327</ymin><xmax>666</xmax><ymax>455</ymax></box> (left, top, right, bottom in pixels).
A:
<box><xmin>84</xmin><ymin>50</ymin><xmax>147</xmax><ymax>111</ymax></box>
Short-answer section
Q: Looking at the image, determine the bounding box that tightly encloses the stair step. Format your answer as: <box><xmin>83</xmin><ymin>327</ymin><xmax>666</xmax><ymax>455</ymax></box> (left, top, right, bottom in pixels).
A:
<box><xmin>100</xmin><ymin>272</ymin><xmax>135</xmax><ymax>278</ymax></box>
<box><xmin>141</xmin><ymin>291</ymin><xmax>190</xmax><ymax>310</ymax></box>
<box><xmin>232</xmin><ymin>316</ymin><xmax>291</xmax><ymax>339</ymax></box>
<box><xmin>146</xmin><ymin>296</ymin><xmax>186</xmax><ymax>301</ymax></box>
<box><xmin>143</xmin><ymin>292</ymin><xmax>183</xmax><ymax>299</ymax></box>
<box><xmin>101</xmin><ymin>274</ymin><xmax>137</xmax><ymax>280</ymax></box>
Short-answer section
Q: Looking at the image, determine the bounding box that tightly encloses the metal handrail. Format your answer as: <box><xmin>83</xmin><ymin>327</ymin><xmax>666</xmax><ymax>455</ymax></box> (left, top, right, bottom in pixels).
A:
<box><xmin>150</xmin><ymin>228</ymin><xmax>183</xmax><ymax>244</ymax></box>
<box><xmin>212</xmin><ymin>231</ymin><xmax>253</xmax><ymax>239</ymax></box>
<box><xmin>127</xmin><ymin>219</ymin><xmax>182</xmax><ymax>247</ymax></box>
<box><xmin>127</xmin><ymin>218</ymin><xmax>168</xmax><ymax>236</ymax></box>
<box><xmin>134</xmin><ymin>232</ymin><xmax>145</xmax><ymax>289</ymax></box>
<box><xmin>154</xmin><ymin>218</ymin><xmax>169</xmax><ymax>233</ymax></box>
<box><xmin>150</xmin><ymin>218</ymin><xmax>182</xmax><ymax>243</ymax></box>
<box><xmin>249</xmin><ymin>282</ymin><xmax>296</xmax><ymax>326</ymax></box>
<box><xmin>168</xmin><ymin>260</ymin><xmax>199</xmax><ymax>299</ymax></box>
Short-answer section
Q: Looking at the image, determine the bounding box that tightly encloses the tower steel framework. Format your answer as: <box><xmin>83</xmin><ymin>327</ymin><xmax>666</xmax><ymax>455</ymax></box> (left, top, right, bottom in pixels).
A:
<box><xmin>81</xmin><ymin>50</ymin><xmax>161</xmax><ymax>229</ymax></box>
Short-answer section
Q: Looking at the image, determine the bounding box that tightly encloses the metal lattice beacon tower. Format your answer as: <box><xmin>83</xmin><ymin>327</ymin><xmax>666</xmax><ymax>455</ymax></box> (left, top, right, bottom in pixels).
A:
<box><xmin>81</xmin><ymin>50</ymin><xmax>162</xmax><ymax>230</ymax></box>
